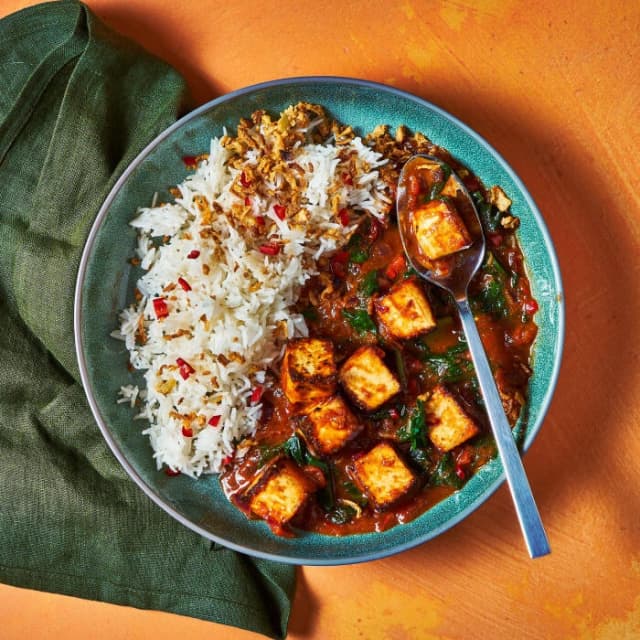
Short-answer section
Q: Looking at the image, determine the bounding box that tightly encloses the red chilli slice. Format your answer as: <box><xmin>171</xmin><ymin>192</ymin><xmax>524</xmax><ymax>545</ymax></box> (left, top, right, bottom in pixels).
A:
<box><xmin>256</xmin><ymin>216</ymin><xmax>266</xmax><ymax>226</ymax></box>
<box><xmin>208</xmin><ymin>415</ymin><xmax>221</xmax><ymax>427</ymax></box>
<box><xmin>182</xmin><ymin>426</ymin><xmax>193</xmax><ymax>437</ymax></box>
<box><xmin>274</xmin><ymin>204</ymin><xmax>286</xmax><ymax>220</ymax></box>
<box><xmin>176</xmin><ymin>357</ymin><xmax>195</xmax><ymax>380</ymax></box>
<box><xmin>152</xmin><ymin>297</ymin><xmax>169</xmax><ymax>319</ymax></box>
<box><xmin>182</xmin><ymin>155</ymin><xmax>198</xmax><ymax>168</ymax></box>
<box><xmin>259</xmin><ymin>244</ymin><xmax>280</xmax><ymax>256</ymax></box>
<box><xmin>187</xmin><ymin>249</ymin><xmax>200</xmax><ymax>259</ymax></box>
<box><xmin>164</xmin><ymin>467</ymin><xmax>181</xmax><ymax>477</ymax></box>
<box><xmin>177</xmin><ymin>277</ymin><xmax>192</xmax><ymax>291</ymax></box>
<box><xmin>250</xmin><ymin>386</ymin><xmax>263</xmax><ymax>403</ymax></box>
<box><xmin>338</xmin><ymin>208</ymin><xmax>350</xmax><ymax>226</ymax></box>
<box><xmin>240</xmin><ymin>171</ymin><xmax>251</xmax><ymax>187</ymax></box>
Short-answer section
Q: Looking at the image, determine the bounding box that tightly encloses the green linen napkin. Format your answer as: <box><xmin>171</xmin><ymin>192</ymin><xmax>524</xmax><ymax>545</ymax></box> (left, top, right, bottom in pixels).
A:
<box><xmin>0</xmin><ymin>2</ymin><xmax>295</xmax><ymax>637</ymax></box>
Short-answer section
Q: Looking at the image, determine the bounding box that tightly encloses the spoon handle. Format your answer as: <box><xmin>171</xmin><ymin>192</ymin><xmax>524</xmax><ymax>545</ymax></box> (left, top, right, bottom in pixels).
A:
<box><xmin>456</xmin><ymin>297</ymin><xmax>551</xmax><ymax>558</ymax></box>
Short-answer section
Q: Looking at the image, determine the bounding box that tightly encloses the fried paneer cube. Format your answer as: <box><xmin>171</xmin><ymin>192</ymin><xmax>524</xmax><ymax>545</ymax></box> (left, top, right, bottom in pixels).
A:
<box><xmin>339</xmin><ymin>346</ymin><xmax>400</xmax><ymax>411</ymax></box>
<box><xmin>246</xmin><ymin>457</ymin><xmax>317</xmax><ymax>526</ymax></box>
<box><xmin>439</xmin><ymin>174</ymin><xmax>460</xmax><ymax>198</ymax></box>
<box><xmin>349</xmin><ymin>442</ymin><xmax>417</xmax><ymax>510</ymax></box>
<box><xmin>374</xmin><ymin>278</ymin><xmax>436</xmax><ymax>340</ymax></box>
<box><xmin>413</xmin><ymin>199</ymin><xmax>472</xmax><ymax>260</ymax></box>
<box><xmin>426</xmin><ymin>384</ymin><xmax>480</xmax><ymax>452</ymax></box>
<box><xmin>299</xmin><ymin>394</ymin><xmax>362</xmax><ymax>456</ymax></box>
<box><xmin>281</xmin><ymin>338</ymin><xmax>337</xmax><ymax>408</ymax></box>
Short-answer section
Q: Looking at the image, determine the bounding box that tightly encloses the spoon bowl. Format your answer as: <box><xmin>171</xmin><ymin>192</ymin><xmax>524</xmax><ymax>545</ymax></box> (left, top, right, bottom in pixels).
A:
<box><xmin>396</xmin><ymin>155</ymin><xmax>551</xmax><ymax>558</ymax></box>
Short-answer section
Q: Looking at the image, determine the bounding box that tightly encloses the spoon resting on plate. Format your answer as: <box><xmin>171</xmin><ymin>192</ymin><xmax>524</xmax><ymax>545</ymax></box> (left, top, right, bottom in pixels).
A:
<box><xmin>396</xmin><ymin>155</ymin><xmax>550</xmax><ymax>559</ymax></box>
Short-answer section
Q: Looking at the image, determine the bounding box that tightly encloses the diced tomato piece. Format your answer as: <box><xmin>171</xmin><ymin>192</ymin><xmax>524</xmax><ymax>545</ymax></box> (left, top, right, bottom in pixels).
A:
<box><xmin>333</xmin><ymin>250</ymin><xmax>349</xmax><ymax>264</ymax></box>
<box><xmin>187</xmin><ymin>249</ymin><xmax>200</xmax><ymax>259</ymax></box>
<box><xmin>152</xmin><ymin>298</ymin><xmax>169</xmax><ymax>319</ymax></box>
<box><xmin>338</xmin><ymin>208</ymin><xmax>350</xmax><ymax>226</ymax></box>
<box><xmin>342</xmin><ymin>172</ymin><xmax>353</xmax><ymax>186</ymax></box>
<box><xmin>182</xmin><ymin>426</ymin><xmax>193</xmax><ymax>437</ymax></box>
<box><xmin>208</xmin><ymin>415</ymin><xmax>221</xmax><ymax>427</ymax></box>
<box><xmin>524</xmin><ymin>299</ymin><xmax>539</xmax><ymax>315</ymax></box>
<box><xmin>256</xmin><ymin>215</ymin><xmax>266</xmax><ymax>226</ymax></box>
<box><xmin>510</xmin><ymin>323</ymin><xmax>538</xmax><ymax>346</ymax></box>
<box><xmin>274</xmin><ymin>204</ymin><xmax>286</xmax><ymax>220</ymax></box>
<box><xmin>331</xmin><ymin>250</ymin><xmax>349</xmax><ymax>278</ymax></box>
<box><xmin>250</xmin><ymin>386</ymin><xmax>263</xmax><ymax>403</ymax></box>
<box><xmin>454</xmin><ymin>464</ymin><xmax>466</xmax><ymax>480</ymax></box>
<box><xmin>164</xmin><ymin>467</ymin><xmax>181</xmax><ymax>477</ymax></box>
<box><xmin>240</xmin><ymin>171</ymin><xmax>251</xmax><ymax>187</ymax></box>
<box><xmin>244</xmin><ymin>196</ymin><xmax>251</xmax><ymax>206</ymax></box>
<box><xmin>385</xmin><ymin>255</ymin><xmax>406</xmax><ymax>280</ymax></box>
<box><xmin>488</xmin><ymin>232</ymin><xmax>503</xmax><ymax>247</ymax></box>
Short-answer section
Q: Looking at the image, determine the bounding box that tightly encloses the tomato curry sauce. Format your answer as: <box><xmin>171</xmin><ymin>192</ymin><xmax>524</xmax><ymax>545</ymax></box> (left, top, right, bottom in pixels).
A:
<box><xmin>222</xmin><ymin>150</ymin><xmax>538</xmax><ymax>538</ymax></box>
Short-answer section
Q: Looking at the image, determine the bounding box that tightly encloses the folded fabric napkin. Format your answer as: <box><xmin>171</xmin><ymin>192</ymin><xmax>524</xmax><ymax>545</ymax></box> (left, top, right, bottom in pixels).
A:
<box><xmin>0</xmin><ymin>1</ymin><xmax>295</xmax><ymax>637</ymax></box>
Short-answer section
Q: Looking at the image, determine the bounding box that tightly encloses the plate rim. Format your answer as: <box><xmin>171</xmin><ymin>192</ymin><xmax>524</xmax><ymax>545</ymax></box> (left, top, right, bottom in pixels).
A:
<box><xmin>74</xmin><ymin>75</ymin><xmax>565</xmax><ymax>565</ymax></box>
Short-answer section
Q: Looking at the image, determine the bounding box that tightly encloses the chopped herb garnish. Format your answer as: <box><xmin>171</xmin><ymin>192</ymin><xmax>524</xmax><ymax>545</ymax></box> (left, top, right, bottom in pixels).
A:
<box><xmin>470</xmin><ymin>252</ymin><xmax>509</xmax><ymax>318</ymax></box>
<box><xmin>347</xmin><ymin>233</ymin><xmax>369</xmax><ymax>264</ymax></box>
<box><xmin>342</xmin><ymin>480</ymin><xmax>368</xmax><ymax>507</ymax></box>
<box><xmin>302</xmin><ymin>305</ymin><xmax>319</xmax><ymax>321</ymax></box>
<box><xmin>349</xmin><ymin>247</ymin><xmax>369</xmax><ymax>263</ymax></box>
<box><xmin>423</xmin><ymin>341</ymin><xmax>473</xmax><ymax>383</ymax></box>
<box><xmin>327</xmin><ymin>503</ymin><xmax>358</xmax><ymax>525</ymax></box>
<box><xmin>342</xmin><ymin>308</ymin><xmax>377</xmax><ymax>334</ymax></box>
<box><xmin>430</xmin><ymin>452</ymin><xmax>464</xmax><ymax>489</ymax></box>
<box><xmin>397</xmin><ymin>399</ymin><xmax>428</xmax><ymax>451</ymax></box>
<box><xmin>403</xmin><ymin>265</ymin><xmax>420</xmax><ymax>279</ymax></box>
<box><xmin>393</xmin><ymin>348</ymin><xmax>408</xmax><ymax>390</ymax></box>
<box><xmin>471</xmin><ymin>190</ymin><xmax>502</xmax><ymax>233</ymax></box>
<box><xmin>359</xmin><ymin>269</ymin><xmax>379</xmax><ymax>296</ymax></box>
<box><xmin>407</xmin><ymin>446</ymin><xmax>432</xmax><ymax>472</ymax></box>
<box><xmin>283</xmin><ymin>435</ymin><xmax>305</xmax><ymax>466</ymax></box>
<box><xmin>278</xmin><ymin>435</ymin><xmax>336</xmax><ymax>510</ymax></box>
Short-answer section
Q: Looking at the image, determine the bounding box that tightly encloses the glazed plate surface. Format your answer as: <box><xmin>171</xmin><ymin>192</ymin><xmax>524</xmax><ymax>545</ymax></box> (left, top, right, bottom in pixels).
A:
<box><xmin>75</xmin><ymin>77</ymin><xmax>564</xmax><ymax>565</ymax></box>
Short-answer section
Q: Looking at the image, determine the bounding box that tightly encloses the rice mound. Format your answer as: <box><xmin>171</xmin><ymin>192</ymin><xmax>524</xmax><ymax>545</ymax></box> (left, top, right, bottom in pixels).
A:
<box><xmin>114</xmin><ymin>103</ymin><xmax>395</xmax><ymax>476</ymax></box>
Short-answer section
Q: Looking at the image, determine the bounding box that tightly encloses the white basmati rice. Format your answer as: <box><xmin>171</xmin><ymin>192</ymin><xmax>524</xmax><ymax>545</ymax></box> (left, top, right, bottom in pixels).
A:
<box><xmin>114</xmin><ymin>106</ymin><xmax>390</xmax><ymax>477</ymax></box>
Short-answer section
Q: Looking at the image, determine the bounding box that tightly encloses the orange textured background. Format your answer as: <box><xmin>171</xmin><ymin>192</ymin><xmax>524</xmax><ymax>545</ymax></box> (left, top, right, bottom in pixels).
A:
<box><xmin>1</xmin><ymin>1</ymin><xmax>640</xmax><ymax>638</ymax></box>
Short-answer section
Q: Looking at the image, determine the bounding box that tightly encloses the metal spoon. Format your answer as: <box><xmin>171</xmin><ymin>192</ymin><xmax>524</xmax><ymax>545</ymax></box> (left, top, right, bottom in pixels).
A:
<box><xmin>396</xmin><ymin>154</ymin><xmax>550</xmax><ymax>558</ymax></box>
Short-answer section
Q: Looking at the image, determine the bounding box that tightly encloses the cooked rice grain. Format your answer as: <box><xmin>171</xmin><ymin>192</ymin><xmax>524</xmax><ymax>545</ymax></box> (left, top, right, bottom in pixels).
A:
<box><xmin>114</xmin><ymin>103</ymin><xmax>392</xmax><ymax>476</ymax></box>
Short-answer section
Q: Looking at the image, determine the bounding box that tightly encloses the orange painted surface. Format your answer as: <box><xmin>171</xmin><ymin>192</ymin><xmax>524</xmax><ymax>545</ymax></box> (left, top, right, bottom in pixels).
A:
<box><xmin>2</xmin><ymin>1</ymin><xmax>640</xmax><ymax>638</ymax></box>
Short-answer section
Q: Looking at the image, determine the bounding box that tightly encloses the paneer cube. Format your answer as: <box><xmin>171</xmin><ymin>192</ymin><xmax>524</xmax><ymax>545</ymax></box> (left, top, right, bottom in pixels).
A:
<box><xmin>246</xmin><ymin>457</ymin><xmax>316</xmax><ymax>526</ymax></box>
<box><xmin>348</xmin><ymin>442</ymin><xmax>416</xmax><ymax>510</ymax></box>
<box><xmin>339</xmin><ymin>346</ymin><xmax>400</xmax><ymax>411</ymax></box>
<box><xmin>413</xmin><ymin>199</ymin><xmax>472</xmax><ymax>260</ymax></box>
<box><xmin>281</xmin><ymin>338</ymin><xmax>337</xmax><ymax>408</ymax></box>
<box><xmin>374</xmin><ymin>278</ymin><xmax>436</xmax><ymax>340</ymax></box>
<box><xmin>299</xmin><ymin>394</ymin><xmax>362</xmax><ymax>456</ymax></box>
<box><xmin>439</xmin><ymin>174</ymin><xmax>460</xmax><ymax>198</ymax></box>
<box><xmin>426</xmin><ymin>384</ymin><xmax>480</xmax><ymax>451</ymax></box>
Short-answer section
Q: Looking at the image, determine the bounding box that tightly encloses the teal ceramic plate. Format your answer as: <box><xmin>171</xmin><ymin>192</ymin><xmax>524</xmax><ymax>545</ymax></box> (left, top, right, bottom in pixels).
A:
<box><xmin>75</xmin><ymin>77</ymin><xmax>564</xmax><ymax>565</ymax></box>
